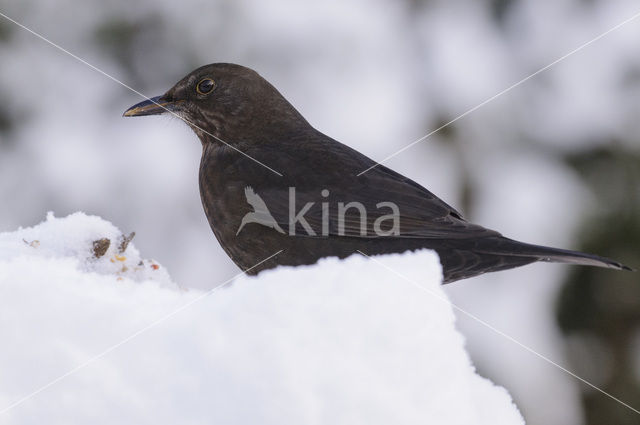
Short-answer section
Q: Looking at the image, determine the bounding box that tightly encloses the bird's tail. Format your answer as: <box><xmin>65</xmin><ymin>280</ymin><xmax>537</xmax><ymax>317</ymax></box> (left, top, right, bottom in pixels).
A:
<box><xmin>477</xmin><ymin>237</ymin><xmax>633</xmax><ymax>271</ymax></box>
<box><xmin>435</xmin><ymin>236</ymin><xmax>632</xmax><ymax>283</ymax></box>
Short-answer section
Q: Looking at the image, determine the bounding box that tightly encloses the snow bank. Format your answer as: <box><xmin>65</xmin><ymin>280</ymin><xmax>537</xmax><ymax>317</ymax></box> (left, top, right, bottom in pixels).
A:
<box><xmin>0</xmin><ymin>213</ymin><xmax>523</xmax><ymax>425</ymax></box>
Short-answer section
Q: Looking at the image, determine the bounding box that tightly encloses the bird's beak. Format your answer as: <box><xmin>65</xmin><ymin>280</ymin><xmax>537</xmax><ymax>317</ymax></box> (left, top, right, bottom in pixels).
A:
<box><xmin>123</xmin><ymin>95</ymin><xmax>181</xmax><ymax>117</ymax></box>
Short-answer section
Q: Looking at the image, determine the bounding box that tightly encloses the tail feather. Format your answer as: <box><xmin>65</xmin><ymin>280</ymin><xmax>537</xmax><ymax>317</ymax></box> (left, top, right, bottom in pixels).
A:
<box><xmin>477</xmin><ymin>237</ymin><xmax>633</xmax><ymax>271</ymax></box>
<box><xmin>436</xmin><ymin>236</ymin><xmax>633</xmax><ymax>284</ymax></box>
<box><xmin>438</xmin><ymin>249</ymin><xmax>538</xmax><ymax>283</ymax></box>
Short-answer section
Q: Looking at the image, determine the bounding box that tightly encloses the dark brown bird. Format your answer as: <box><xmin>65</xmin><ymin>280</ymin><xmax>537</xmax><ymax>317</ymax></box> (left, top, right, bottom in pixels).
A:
<box><xmin>124</xmin><ymin>63</ymin><xmax>632</xmax><ymax>283</ymax></box>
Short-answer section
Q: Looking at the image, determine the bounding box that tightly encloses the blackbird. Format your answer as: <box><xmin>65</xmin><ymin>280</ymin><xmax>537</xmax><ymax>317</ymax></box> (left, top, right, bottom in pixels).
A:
<box><xmin>124</xmin><ymin>63</ymin><xmax>631</xmax><ymax>283</ymax></box>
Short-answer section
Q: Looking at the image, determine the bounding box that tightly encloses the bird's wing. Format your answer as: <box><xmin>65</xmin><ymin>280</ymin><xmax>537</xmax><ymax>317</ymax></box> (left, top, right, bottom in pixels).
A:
<box><xmin>238</xmin><ymin>131</ymin><xmax>500</xmax><ymax>240</ymax></box>
<box><xmin>254</xmin><ymin>182</ymin><xmax>498</xmax><ymax>239</ymax></box>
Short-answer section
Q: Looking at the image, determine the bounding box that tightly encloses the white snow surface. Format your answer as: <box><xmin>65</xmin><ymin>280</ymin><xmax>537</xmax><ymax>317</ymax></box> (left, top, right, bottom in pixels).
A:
<box><xmin>0</xmin><ymin>213</ymin><xmax>523</xmax><ymax>425</ymax></box>
<box><xmin>0</xmin><ymin>212</ymin><xmax>174</xmax><ymax>288</ymax></box>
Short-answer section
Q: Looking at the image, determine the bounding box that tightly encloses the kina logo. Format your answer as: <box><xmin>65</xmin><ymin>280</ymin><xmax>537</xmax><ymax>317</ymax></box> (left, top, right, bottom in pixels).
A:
<box><xmin>236</xmin><ymin>186</ymin><xmax>401</xmax><ymax>237</ymax></box>
<box><xmin>236</xmin><ymin>187</ymin><xmax>286</xmax><ymax>236</ymax></box>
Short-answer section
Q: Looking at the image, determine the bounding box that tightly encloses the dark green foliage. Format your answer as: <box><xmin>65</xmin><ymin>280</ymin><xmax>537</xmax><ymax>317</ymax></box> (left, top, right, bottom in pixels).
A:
<box><xmin>0</xmin><ymin>20</ymin><xmax>11</xmax><ymax>43</ymax></box>
<box><xmin>0</xmin><ymin>90</ymin><xmax>18</xmax><ymax>142</ymax></box>
<box><xmin>490</xmin><ymin>0</ymin><xmax>516</xmax><ymax>25</ymax></box>
<box><xmin>558</xmin><ymin>146</ymin><xmax>640</xmax><ymax>425</ymax></box>
<box><xmin>94</xmin><ymin>17</ymin><xmax>148</xmax><ymax>69</ymax></box>
<box><xmin>93</xmin><ymin>15</ymin><xmax>166</xmax><ymax>89</ymax></box>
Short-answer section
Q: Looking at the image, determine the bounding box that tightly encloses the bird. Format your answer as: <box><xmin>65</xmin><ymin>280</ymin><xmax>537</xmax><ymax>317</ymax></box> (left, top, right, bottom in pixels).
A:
<box><xmin>123</xmin><ymin>63</ymin><xmax>632</xmax><ymax>283</ymax></box>
<box><xmin>236</xmin><ymin>186</ymin><xmax>285</xmax><ymax>236</ymax></box>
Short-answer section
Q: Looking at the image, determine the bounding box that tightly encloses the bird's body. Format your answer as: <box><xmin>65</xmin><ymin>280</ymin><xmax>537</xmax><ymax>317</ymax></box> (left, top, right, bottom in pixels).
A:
<box><xmin>124</xmin><ymin>63</ymin><xmax>631</xmax><ymax>283</ymax></box>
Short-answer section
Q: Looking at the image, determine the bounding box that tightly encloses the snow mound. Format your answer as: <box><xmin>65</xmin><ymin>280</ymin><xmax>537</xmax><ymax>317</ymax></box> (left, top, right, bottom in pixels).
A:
<box><xmin>0</xmin><ymin>213</ymin><xmax>523</xmax><ymax>425</ymax></box>
<box><xmin>0</xmin><ymin>212</ymin><xmax>174</xmax><ymax>288</ymax></box>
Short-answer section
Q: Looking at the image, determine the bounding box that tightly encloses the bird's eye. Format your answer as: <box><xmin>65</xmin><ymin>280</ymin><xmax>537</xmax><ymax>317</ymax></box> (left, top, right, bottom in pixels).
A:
<box><xmin>196</xmin><ymin>78</ymin><xmax>215</xmax><ymax>95</ymax></box>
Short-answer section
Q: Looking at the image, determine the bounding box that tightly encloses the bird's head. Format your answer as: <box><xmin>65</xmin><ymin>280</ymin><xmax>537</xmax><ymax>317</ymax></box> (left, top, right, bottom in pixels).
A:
<box><xmin>123</xmin><ymin>63</ymin><xmax>307</xmax><ymax>143</ymax></box>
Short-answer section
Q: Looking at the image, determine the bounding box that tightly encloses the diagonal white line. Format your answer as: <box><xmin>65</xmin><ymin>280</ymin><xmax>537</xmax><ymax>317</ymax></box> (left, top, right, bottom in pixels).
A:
<box><xmin>0</xmin><ymin>249</ymin><xmax>283</xmax><ymax>415</ymax></box>
<box><xmin>357</xmin><ymin>9</ymin><xmax>640</xmax><ymax>176</ymax></box>
<box><xmin>356</xmin><ymin>250</ymin><xmax>640</xmax><ymax>416</ymax></box>
<box><xmin>0</xmin><ymin>10</ymin><xmax>283</xmax><ymax>177</ymax></box>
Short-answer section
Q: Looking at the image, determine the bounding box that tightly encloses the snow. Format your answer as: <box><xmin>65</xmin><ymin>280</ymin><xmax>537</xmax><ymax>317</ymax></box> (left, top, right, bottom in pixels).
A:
<box><xmin>0</xmin><ymin>213</ymin><xmax>523</xmax><ymax>425</ymax></box>
<box><xmin>0</xmin><ymin>212</ymin><xmax>174</xmax><ymax>288</ymax></box>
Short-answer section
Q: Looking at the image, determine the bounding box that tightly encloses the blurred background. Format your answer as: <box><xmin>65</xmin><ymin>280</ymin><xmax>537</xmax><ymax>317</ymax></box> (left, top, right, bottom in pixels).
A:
<box><xmin>0</xmin><ymin>0</ymin><xmax>638</xmax><ymax>423</ymax></box>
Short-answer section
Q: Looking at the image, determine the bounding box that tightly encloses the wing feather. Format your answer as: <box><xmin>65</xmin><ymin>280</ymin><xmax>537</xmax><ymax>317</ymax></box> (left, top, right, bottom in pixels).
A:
<box><xmin>231</xmin><ymin>130</ymin><xmax>500</xmax><ymax>240</ymax></box>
